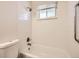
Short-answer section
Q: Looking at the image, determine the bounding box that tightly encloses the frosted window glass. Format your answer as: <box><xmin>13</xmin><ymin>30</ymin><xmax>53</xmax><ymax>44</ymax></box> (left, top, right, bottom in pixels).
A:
<box><xmin>38</xmin><ymin>2</ymin><xmax>57</xmax><ymax>19</ymax></box>
<box><xmin>40</xmin><ymin>9</ymin><xmax>46</xmax><ymax>19</ymax></box>
<box><xmin>47</xmin><ymin>8</ymin><xmax>56</xmax><ymax>17</ymax></box>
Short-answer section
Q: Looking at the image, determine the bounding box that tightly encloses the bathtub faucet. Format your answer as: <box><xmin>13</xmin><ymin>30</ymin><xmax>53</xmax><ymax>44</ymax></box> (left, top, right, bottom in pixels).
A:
<box><xmin>26</xmin><ymin>37</ymin><xmax>32</xmax><ymax>51</ymax></box>
<box><xmin>26</xmin><ymin>37</ymin><xmax>31</xmax><ymax>42</ymax></box>
<box><xmin>27</xmin><ymin>43</ymin><xmax>31</xmax><ymax>46</ymax></box>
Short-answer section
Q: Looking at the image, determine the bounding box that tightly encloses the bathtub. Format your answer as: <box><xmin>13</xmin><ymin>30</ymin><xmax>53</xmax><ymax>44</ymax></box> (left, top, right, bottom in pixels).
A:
<box><xmin>20</xmin><ymin>44</ymin><xmax>71</xmax><ymax>58</ymax></box>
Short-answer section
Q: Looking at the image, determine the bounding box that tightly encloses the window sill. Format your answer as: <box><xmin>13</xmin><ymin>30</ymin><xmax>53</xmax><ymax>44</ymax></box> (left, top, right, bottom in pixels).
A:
<box><xmin>39</xmin><ymin>16</ymin><xmax>57</xmax><ymax>20</ymax></box>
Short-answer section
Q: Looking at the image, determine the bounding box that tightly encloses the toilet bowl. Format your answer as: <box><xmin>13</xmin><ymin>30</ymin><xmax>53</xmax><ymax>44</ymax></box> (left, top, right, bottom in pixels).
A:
<box><xmin>0</xmin><ymin>39</ymin><xmax>19</xmax><ymax>58</ymax></box>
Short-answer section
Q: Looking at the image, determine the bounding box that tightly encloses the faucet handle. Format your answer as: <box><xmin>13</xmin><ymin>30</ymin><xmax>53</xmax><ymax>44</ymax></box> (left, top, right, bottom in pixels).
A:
<box><xmin>27</xmin><ymin>43</ymin><xmax>31</xmax><ymax>46</ymax></box>
<box><xmin>27</xmin><ymin>37</ymin><xmax>31</xmax><ymax>42</ymax></box>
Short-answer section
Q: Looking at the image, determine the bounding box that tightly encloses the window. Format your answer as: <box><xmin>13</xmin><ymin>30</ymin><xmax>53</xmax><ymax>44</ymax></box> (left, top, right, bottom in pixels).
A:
<box><xmin>47</xmin><ymin>8</ymin><xmax>56</xmax><ymax>17</ymax></box>
<box><xmin>40</xmin><ymin>9</ymin><xmax>46</xmax><ymax>19</ymax></box>
<box><xmin>38</xmin><ymin>2</ymin><xmax>57</xmax><ymax>19</ymax></box>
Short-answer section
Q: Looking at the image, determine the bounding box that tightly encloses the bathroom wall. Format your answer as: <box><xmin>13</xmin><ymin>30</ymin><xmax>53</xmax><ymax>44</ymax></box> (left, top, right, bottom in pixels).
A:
<box><xmin>0</xmin><ymin>1</ymin><xmax>32</xmax><ymax>54</ymax></box>
<box><xmin>66</xmin><ymin>1</ymin><xmax>79</xmax><ymax>57</ymax></box>
<box><xmin>0</xmin><ymin>2</ymin><xmax>17</xmax><ymax>43</ymax></box>
<box><xmin>32</xmin><ymin>1</ymin><xmax>79</xmax><ymax>57</ymax></box>
<box><xmin>32</xmin><ymin>1</ymin><xmax>69</xmax><ymax>51</ymax></box>
<box><xmin>17</xmin><ymin>1</ymin><xmax>32</xmax><ymax>53</ymax></box>
<box><xmin>17</xmin><ymin>1</ymin><xmax>32</xmax><ymax>39</ymax></box>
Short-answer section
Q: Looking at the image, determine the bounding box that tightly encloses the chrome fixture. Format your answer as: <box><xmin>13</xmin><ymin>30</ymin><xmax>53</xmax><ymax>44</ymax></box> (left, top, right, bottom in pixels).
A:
<box><xmin>26</xmin><ymin>37</ymin><xmax>32</xmax><ymax>50</ymax></box>
<box><xmin>25</xmin><ymin>7</ymin><xmax>32</xmax><ymax>12</ymax></box>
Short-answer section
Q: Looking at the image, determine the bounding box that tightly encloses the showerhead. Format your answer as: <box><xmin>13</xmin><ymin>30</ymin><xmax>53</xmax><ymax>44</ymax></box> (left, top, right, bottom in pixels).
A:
<box><xmin>25</xmin><ymin>7</ymin><xmax>32</xmax><ymax>12</ymax></box>
<box><xmin>75</xmin><ymin>2</ymin><xmax>79</xmax><ymax>7</ymax></box>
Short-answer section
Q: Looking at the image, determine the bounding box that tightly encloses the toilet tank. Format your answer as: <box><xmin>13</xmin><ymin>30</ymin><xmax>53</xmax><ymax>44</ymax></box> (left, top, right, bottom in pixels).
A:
<box><xmin>0</xmin><ymin>39</ymin><xmax>19</xmax><ymax>58</ymax></box>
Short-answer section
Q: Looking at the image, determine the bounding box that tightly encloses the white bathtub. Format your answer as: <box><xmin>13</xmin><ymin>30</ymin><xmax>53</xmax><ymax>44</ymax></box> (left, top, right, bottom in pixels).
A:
<box><xmin>20</xmin><ymin>44</ymin><xmax>71</xmax><ymax>58</ymax></box>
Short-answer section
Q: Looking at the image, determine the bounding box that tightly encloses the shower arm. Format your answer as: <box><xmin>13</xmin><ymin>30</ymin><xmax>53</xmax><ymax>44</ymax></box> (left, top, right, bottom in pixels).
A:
<box><xmin>25</xmin><ymin>7</ymin><xmax>32</xmax><ymax>12</ymax></box>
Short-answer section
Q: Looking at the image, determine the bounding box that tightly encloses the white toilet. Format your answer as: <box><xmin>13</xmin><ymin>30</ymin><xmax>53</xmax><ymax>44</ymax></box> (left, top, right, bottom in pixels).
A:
<box><xmin>0</xmin><ymin>39</ymin><xmax>19</xmax><ymax>58</ymax></box>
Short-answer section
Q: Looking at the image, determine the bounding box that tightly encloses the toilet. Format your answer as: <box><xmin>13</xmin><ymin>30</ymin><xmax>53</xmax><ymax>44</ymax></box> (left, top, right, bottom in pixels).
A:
<box><xmin>0</xmin><ymin>39</ymin><xmax>19</xmax><ymax>58</ymax></box>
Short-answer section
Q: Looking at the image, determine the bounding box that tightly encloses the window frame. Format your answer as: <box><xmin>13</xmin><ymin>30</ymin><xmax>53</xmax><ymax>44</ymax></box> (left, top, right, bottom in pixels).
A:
<box><xmin>37</xmin><ymin>2</ymin><xmax>58</xmax><ymax>20</ymax></box>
